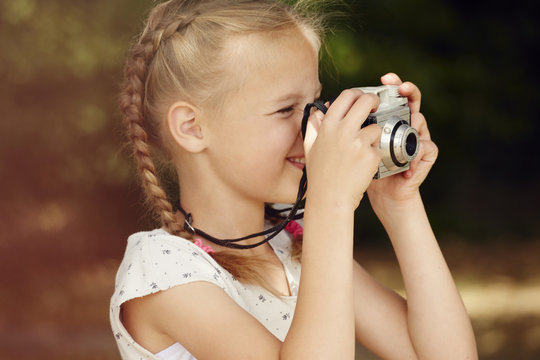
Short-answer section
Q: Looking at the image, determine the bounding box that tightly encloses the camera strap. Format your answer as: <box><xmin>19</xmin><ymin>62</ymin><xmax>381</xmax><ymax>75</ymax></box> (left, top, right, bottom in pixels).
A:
<box><xmin>301</xmin><ymin>100</ymin><xmax>329</xmax><ymax>138</ymax></box>
<box><xmin>178</xmin><ymin>100</ymin><xmax>329</xmax><ymax>249</ymax></box>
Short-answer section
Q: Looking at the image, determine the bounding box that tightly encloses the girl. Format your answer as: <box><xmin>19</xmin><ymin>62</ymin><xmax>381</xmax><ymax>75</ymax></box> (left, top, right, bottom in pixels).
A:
<box><xmin>110</xmin><ymin>0</ymin><xmax>477</xmax><ymax>359</ymax></box>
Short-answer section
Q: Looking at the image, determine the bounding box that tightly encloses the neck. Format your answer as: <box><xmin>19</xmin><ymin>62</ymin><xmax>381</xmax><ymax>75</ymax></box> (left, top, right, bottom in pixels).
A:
<box><xmin>177</xmin><ymin>167</ymin><xmax>271</xmax><ymax>256</ymax></box>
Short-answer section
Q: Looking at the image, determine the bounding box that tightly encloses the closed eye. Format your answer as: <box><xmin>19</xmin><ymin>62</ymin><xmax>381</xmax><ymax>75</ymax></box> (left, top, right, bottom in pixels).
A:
<box><xmin>277</xmin><ymin>106</ymin><xmax>295</xmax><ymax>114</ymax></box>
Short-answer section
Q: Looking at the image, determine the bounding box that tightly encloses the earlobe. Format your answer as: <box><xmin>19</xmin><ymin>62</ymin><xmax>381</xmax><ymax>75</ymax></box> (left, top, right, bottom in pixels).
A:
<box><xmin>168</xmin><ymin>101</ymin><xmax>207</xmax><ymax>153</ymax></box>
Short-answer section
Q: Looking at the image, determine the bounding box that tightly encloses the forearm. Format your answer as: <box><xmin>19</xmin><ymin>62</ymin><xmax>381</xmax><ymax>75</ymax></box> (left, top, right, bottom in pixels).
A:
<box><xmin>374</xmin><ymin>193</ymin><xmax>477</xmax><ymax>359</ymax></box>
<box><xmin>281</xmin><ymin>195</ymin><xmax>355</xmax><ymax>359</ymax></box>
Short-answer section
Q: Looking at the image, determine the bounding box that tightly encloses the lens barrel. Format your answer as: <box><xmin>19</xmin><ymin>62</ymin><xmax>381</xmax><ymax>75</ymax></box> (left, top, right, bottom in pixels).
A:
<box><xmin>380</xmin><ymin>116</ymin><xmax>419</xmax><ymax>171</ymax></box>
<box><xmin>392</xmin><ymin>123</ymin><xmax>419</xmax><ymax>165</ymax></box>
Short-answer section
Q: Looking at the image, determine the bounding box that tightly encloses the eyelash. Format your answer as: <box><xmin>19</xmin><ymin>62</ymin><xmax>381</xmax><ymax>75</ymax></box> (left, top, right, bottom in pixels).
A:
<box><xmin>276</xmin><ymin>96</ymin><xmax>320</xmax><ymax>116</ymax></box>
<box><xmin>277</xmin><ymin>106</ymin><xmax>294</xmax><ymax>114</ymax></box>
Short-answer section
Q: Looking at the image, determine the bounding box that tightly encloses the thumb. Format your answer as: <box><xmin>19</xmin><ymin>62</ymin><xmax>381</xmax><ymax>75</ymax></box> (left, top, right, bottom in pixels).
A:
<box><xmin>303</xmin><ymin>108</ymin><xmax>324</xmax><ymax>156</ymax></box>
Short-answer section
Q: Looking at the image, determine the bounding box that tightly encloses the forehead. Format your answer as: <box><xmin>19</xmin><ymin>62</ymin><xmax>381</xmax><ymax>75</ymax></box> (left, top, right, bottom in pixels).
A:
<box><xmin>221</xmin><ymin>28</ymin><xmax>320</xmax><ymax>101</ymax></box>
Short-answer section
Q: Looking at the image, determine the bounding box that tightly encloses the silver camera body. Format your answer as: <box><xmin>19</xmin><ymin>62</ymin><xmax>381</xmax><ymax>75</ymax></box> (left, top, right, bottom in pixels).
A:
<box><xmin>356</xmin><ymin>85</ymin><xmax>419</xmax><ymax>179</ymax></box>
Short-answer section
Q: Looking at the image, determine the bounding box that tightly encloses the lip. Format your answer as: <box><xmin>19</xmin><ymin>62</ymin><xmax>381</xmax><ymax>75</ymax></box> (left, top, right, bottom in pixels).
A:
<box><xmin>287</xmin><ymin>155</ymin><xmax>305</xmax><ymax>170</ymax></box>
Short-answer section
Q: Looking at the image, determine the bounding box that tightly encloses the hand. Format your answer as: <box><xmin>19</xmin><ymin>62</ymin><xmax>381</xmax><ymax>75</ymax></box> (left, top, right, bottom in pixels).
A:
<box><xmin>367</xmin><ymin>73</ymin><xmax>439</xmax><ymax>208</ymax></box>
<box><xmin>304</xmin><ymin>89</ymin><xmax>382</xmax><ymax>210</ymax></box>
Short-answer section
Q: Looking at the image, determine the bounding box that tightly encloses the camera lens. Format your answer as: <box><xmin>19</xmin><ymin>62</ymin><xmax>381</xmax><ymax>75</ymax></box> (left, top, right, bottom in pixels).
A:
<box><xmin>391</xmin><ymin>123</ymin><xmax>419</xmax><ymax>166</ymax></box>
<box><xmin>405</xmin><ymin>133</ymin><xmax>417</xmax><ymax>157</ymax></box>
<box><xmin>380</xmin><ymin>116</ymin><xmax>419</xmax><ymax>172</ymax></box>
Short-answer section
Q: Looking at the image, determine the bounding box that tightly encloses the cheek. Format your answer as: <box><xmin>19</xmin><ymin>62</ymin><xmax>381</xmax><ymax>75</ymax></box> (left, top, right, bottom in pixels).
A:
<box><xmin>212</xmin><ymin>116</ymin><xmax>298</xmax><ymax>168</ymax></box>
<box><xmin>260</xmin><ymin>121</ymin><xmax>299</xmax><ymax>156</ymax></box>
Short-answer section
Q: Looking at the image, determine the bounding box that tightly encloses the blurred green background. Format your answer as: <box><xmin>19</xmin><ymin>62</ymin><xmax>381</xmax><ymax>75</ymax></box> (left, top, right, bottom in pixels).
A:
<box><xmin>1</xmin><ymin>0</ymin><xmax>538</xmax><ymax>358</ymax></box>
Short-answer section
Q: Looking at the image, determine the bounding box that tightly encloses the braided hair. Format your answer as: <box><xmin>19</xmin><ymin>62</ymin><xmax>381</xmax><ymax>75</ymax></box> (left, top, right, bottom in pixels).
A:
<box><xmin>120</xmin><ymin>0</ymin><xmax>322</xmax><ymax>289</ymax></box>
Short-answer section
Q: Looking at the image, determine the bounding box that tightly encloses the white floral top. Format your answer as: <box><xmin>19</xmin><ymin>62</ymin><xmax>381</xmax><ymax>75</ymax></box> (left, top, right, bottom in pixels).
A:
<box><xmin>110</xmin><ymin>228</ymin><xmax>300</xmax><ymax>359</ymax></box>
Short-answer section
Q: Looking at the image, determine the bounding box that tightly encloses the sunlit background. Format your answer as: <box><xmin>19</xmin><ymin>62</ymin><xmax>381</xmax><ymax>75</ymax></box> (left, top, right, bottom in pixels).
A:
<box><xmin>1</xmin><ymin>0</ymin><xmax>539</xmax><ymax>358</ymax></box>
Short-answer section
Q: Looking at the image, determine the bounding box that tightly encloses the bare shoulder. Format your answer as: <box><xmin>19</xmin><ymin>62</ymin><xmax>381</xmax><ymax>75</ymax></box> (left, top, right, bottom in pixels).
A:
<box><xmin>122</xmin><ymin>281</ymin><xmax>282</xmax><ymax>359</ymax></box>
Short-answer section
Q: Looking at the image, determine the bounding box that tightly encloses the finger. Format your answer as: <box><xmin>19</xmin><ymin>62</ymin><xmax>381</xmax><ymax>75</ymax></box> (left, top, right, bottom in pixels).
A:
<box><xmin>324</xmin><ymin>89</ymin><xmax>365</xmax><ymax>122</ymax></box>
<box><xmin>408</xmin><ymin>143</ymin><xmax>423</xmax><ymax>175</ymax></box>
<box><xmin>360</xmin><ymin>123</ymin><xmax>382</xmax><ymax>147</ymax></box>
<box><xmin>342</xmin><ymin>93</ymin><xmax>380</xmax><ymax>132</ymax></box>
<box><xmin>410</xmin><ymin>139</ymin><xmax>438</xmax><ymax>174</ymax></box>
<box><xmin>381</xmin><ymin>73</ymin><xmax>403</xmax><ymax>86</ymax></box>
<box><xmin>419</xmin><ymin>139</ymin><xmax>438</xmax><ymax>164</ymax></box>
<box><xmin>399</xmin><ymin>81</ymin><xmax>422</xmax><ymax>113</ymax></box>
<box><xmin>410</xmin><ymin>112</ymin><xmax>430</xmax><ymax>140</ymax></box>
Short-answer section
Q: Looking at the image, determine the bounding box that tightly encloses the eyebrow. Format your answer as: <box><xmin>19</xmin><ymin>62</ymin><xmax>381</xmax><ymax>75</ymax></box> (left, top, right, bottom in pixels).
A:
<box><xmin>272</xmin><ymin>83</ymin><xmax>323</xmax><ymax>103</ymax></box>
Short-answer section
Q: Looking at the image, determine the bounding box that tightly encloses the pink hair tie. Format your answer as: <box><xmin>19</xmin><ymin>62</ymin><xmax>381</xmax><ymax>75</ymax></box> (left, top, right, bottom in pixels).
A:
<box><xmin>194</xmin><ymin>238</ymin><xmax>215</xmax><ymax>254</ymax></box>
<box><xmin>285</xmin><ymin>220</ymin><xmax>303</xmax><ymax>238</ymax></box>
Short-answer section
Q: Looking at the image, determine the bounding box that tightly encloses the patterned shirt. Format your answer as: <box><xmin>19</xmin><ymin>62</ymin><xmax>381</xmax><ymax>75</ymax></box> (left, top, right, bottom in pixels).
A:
<box><xmin>110</xmin><ymin>228</ymin><xmax>300</xmax><ymax>359</ymax></box>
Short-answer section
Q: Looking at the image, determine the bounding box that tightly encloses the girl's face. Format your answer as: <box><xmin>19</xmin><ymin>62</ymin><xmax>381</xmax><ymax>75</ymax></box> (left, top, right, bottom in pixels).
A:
<box><xmin>204</xmin><ymin>28</ymin><xmax>321</xmax><ymax>205</ymax></box>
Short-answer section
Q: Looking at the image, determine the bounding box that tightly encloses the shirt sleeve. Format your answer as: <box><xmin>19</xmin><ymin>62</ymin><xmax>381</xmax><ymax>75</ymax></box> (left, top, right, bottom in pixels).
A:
<box><xmin>110</xmin><ymin>230</ymin><xmax>238</xmax><ymax>358</ymax></box>
<box><xmin>111</xmin><ymin>230</ymin><xmax>229</xmax><ymax>310</ymax></box>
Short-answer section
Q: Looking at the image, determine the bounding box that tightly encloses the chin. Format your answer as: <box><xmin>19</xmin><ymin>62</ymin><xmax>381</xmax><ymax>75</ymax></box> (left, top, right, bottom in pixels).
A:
<box><xmin>268</xmin><ymin>189</ymin><xmax>300</xmax><ymax>205</ymax></box>
<box><xmin>263</xmin><ymin>172</ymin><xmax>304</xmax><ymax>204</ymax></box>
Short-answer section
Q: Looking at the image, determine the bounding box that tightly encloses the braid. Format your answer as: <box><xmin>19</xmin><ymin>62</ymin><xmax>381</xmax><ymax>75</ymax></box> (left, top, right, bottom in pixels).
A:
<box><xmin>120</xmin><ymin>3</ymin><xmax>191</xmax><ymax>238</ymax></box>
<box><xmin>119</xmin><ymin>0</ymin><xmax>321</xmax><ymax>292</ymax></box>
<box><xmin>153</xmin><ymin>14</ymin><xmax>198</xmax><ymax>52</ymax></box>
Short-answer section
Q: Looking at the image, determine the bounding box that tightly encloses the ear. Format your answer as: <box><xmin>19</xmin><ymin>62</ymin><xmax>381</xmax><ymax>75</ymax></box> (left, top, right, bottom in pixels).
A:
<box><xmin>167</xmin><ymin>101</ymin><xmax>207</xmax><ymax>153</ymax></box>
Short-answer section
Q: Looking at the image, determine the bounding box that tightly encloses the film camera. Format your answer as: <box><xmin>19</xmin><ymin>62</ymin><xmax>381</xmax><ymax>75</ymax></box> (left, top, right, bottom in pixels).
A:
<box><xmin>356</xmin><ymin>85</ymin><xmax>419</xmax><ymax>179</ymax></box>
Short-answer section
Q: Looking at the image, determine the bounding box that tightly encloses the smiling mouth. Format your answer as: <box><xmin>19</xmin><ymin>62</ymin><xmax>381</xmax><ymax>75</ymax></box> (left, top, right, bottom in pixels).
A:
<box><xmin>287</xmin><ymin>157</ymin><xmax>305</xmax><ymax>169</ymax></box>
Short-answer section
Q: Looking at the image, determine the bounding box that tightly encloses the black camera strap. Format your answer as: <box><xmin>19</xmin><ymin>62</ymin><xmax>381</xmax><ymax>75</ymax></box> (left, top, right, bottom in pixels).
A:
<box><xmin>301</xmin><ymin>100</ymin><xmax>329</xmax><ymax>138</ymax></box>
<box><xmin>179</xmin><ymin>100</ymin><xmax>330</xmax><ymax>249</ymax></box>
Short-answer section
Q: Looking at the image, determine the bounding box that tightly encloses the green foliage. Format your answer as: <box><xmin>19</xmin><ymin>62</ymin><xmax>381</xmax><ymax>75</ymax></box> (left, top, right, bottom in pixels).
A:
<box><xmin>318</xmin><ymin>0</ymin><xmax>540</xmax><ymax>240</ymax></box>
<box><xmin>1</xmin><ymin>0</ymin><xmax>538</xmax><ymax>240</ymax></box>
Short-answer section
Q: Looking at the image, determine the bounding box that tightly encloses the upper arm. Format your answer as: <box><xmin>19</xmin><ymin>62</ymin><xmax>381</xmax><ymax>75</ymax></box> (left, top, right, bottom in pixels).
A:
<box><xmin>123</xmin><ymin>281</ymin><xmax>282</xmax><ymax>360</ymax></box>
<box><xmin>353</xmin><ymin>260</ymin><xmax>418</xmax><ymax>359</ymax></box>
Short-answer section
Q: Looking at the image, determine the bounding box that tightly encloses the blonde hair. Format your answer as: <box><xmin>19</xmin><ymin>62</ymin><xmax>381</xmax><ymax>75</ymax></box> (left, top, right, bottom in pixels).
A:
<box><xmin>120</xmin><ymin>0</ymin><xmax>324</xmax><ymax>290</ymax></box>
